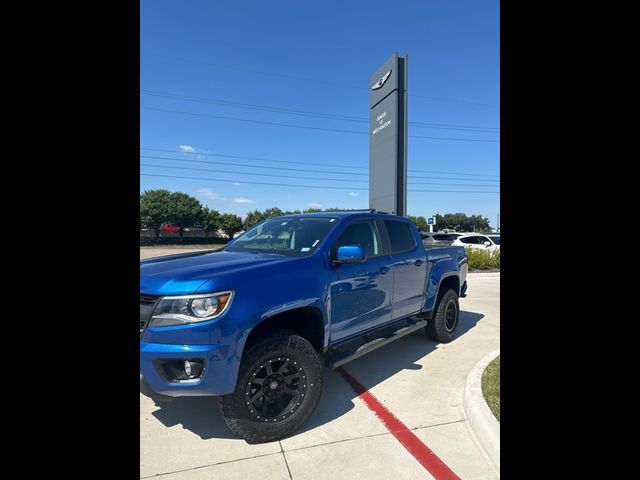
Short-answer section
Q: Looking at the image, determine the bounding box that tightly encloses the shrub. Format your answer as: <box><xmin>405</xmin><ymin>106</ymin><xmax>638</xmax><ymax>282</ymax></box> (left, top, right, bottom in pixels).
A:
<box><xmin>466</xmin><ymin>248</ymin><xmax>500</xmax><ymax>270</ymax></box>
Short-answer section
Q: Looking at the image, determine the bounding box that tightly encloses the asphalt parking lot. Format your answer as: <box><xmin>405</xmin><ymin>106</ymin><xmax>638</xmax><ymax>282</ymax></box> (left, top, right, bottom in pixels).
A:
<box><xmin>140</xmin><ymin>247</ymin><xmax>500</xmax><ymax>479</ymax></box>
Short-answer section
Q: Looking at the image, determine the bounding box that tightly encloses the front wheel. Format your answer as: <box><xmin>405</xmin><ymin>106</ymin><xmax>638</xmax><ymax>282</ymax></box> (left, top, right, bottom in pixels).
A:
<box><xmin>426</xmin><ymin>288</ymin><xmax>460</xmax><ymax>343</ymax></box>
<box><xmin>218</xmin><ymin>329</ymin><xmax>323</xmax><ymax>443</ymax></box>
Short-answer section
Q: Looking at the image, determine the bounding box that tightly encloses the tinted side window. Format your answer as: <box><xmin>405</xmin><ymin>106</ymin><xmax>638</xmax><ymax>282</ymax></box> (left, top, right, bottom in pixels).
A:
<box><xmin>383</xmin><ymin>220</ymin><xmax>416</xmax><ymax>253</ymax></box>
<box><xmin>460</xmin><ymin>236</ymin><xmax>478</xmax><ymax>244</ymax></box>
<box><xmin>335</xmin><ymin>221</ymin><xmax>380</xmax><ymax>258</ymax></box>
<box><xmin>433</xmin><ymin>234</ymin><xmax>453</xmax><ymax>241</ymax></box>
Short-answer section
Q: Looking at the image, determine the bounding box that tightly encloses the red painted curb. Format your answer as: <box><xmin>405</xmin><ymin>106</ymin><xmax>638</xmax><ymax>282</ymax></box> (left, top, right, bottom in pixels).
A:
<box><xmin>337</xmin><ymin>367</ymin><xmax>460</xmax><ymax>480</ymax></box>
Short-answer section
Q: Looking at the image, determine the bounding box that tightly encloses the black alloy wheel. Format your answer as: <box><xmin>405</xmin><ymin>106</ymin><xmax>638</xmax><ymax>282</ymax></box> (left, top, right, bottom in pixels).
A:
<box><xmin>244</xmin><ymin>356</ymin><xmax>308</xmax><ymax>422</ymax></box>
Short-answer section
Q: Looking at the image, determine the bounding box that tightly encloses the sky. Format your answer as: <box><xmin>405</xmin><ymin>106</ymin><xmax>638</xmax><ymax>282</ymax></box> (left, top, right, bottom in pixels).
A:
<box><xmin>140</xmin><ymin>0</ymin><xmax>500</xmax><ymax>227</ymax></box>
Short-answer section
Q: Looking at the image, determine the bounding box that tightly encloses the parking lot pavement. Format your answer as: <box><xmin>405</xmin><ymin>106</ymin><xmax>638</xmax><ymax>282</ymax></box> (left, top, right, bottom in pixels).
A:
<box><xmin>140</xmin><ymin>271</ymin><xmax>500</xmax><ymax>479</ymax></box>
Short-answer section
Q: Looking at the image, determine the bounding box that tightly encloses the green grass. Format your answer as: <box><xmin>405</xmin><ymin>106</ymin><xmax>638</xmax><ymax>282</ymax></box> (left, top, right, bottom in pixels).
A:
<box><xmin>466</xmin><ymin>248</ymin><xmax>500</xmax><ymax>270</ymax></box>
<box><xmin>481</xmin><ymin>356</ymin><xmax>500</xmax><ymax>421</ymax></box>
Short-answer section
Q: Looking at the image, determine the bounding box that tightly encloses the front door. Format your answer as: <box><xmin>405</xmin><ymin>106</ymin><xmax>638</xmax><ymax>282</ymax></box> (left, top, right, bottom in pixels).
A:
<box><xmin>329</xmin><ymin>219</ymin><xmax>393</xmax><ymax>342</ymax></box>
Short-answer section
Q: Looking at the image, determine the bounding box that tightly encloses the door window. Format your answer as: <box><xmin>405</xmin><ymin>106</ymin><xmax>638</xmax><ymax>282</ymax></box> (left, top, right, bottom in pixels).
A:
<box><xmin>460</xmin><ymin>236</ymin><xmax>481</xmax><ymax>244</ymax></box>
<box><xmin>383</xmin><ymin>220</ymin><xmax>417</xmax><ymax>253</ymax></box>
<box><xmin>334</xmin><ymin>221</ymin><xmax>381</xmax><ymax>258</ymax></box>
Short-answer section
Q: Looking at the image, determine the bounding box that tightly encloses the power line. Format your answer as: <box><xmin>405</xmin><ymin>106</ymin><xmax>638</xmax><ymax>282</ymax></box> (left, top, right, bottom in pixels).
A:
<box><xmin>140</xmin><ymin>147</ymin><xmax>499</xmax><ymax>178</ymax></box>
<box><xmin>141</xmin><ymin>107</ymin><xmax>500</xmax><ymax>143</ymax></box>
<box><xmin>410</xmin><ymin>169</ymin><xmax>499</xmax><ymax>178</ymax></box>
<box><xmin>140</xmin><ymin>173</ymin><xmax>499</xmax><ymax>193</ymax></box>
<box><xmin>141</xmin><ymin>147</ymin><xmax>360</xmax><ymax>169</ymax></box>
<box><xmin>409</xmin><ymin>133</ymin><xmax>499</xmax><ymax>143</ymax></box>
<box><xmin>141</xmin><ymin>90</ymin><xmax>365</xmax><ymax>123</ymax></box>
<box><xmin>140</xmin><ymin>163</ymin><xmax>500</xmax><ymax>187</ymax></box>
<box><xmin>141</xmin><ymin>52</ymin><xmax>366</xmax><ymax>91</ymax></box>
<box><xmin>141</xmin><ymin>52</ymin><xmax>500</xmax><ymax>108</ymax></box>
<box><xmin>140</xmin><ymin>163</ymin><xmax>361</xmax><ymax>183</ymax></box>
<box><xmin>409</xmin><ymin>93</ymin><xmax>499</xmax><ymax>108</ymax></box>
<box><xmin>140</xmin><ymin>155</ymin><xmax>500</xmax><ymax>182</ymax></box>
<box><xmin>141</xmin><ymin>106</ymin><xmax>367</xmax><ymax>135</ymax></box>
<box><xmin>140</xmin><ymin>154</ymin><xmax>367</xmax><ymax>176</ymax></box>
<box><xmin>140</xmin><ymin>89</ymin><xmax>499</xmax><ymax>132</ymax></box>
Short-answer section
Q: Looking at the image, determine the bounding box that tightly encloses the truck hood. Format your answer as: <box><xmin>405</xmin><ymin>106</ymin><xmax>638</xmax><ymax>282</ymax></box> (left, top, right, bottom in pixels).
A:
<box><xmin>140</xmin><ymin>250</ymin><xmax>294</xmax><ymax>295</ymax></box>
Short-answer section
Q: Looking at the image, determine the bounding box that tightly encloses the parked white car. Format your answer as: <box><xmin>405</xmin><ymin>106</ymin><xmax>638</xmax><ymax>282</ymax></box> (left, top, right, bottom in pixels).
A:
<box><xmin>452</xmin><ymin>233</ymin><xmax>500</xmax><ymax>251</ymax></box>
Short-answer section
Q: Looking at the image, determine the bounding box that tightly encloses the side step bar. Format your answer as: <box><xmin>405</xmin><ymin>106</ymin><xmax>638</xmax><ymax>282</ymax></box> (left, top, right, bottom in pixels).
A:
<box><xmin>324</xmin><ymin>318</ymin><xmax>427</xmax><ymax>369</ymax></box>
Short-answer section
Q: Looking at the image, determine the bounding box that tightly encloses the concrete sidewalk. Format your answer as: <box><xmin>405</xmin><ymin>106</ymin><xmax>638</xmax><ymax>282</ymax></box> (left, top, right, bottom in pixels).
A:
<box><xmin>140</xmin><ymin>272</ymin><xmax>500</xmax><ymax>479</ymax></box>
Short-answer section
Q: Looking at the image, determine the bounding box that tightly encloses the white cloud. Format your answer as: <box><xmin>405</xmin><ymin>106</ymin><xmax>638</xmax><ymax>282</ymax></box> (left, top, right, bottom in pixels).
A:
<box><xmin>179</xmin><ymin>145</ymin><xmax>196</xmax><ymax>153</ymax></box>
<box><xmin>308</xmin><ymin>202</ymin><xmax>322</xmax><ymax>209</ymax></box>
<box><xmin>196</xmin><ymin>188</ymin><xmax>225</xmax><ymax>200</ymax></box>
<box><xmin>348</xmin><ymin>192</ymin><xmax>360</xmax><ymax>196</ymax></box>
<box><xmin>232</xmin><ymin>197</ymin><xmax>256</xmax><ymax>204</ymax></box>
<box><xmin>233</xmin><ymin>182</ymin><xmax>241</xmax><ymax>186</ymax></box>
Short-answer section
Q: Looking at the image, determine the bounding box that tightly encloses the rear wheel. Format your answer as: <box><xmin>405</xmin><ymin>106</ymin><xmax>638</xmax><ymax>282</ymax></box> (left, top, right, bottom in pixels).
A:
<box><xmin>426</xmin><ymin>288</ymin><xmax>459</xmax><ymax>343</ymax></box>
<box><xmin>218</xmin><ymin>329</ymin><xmax>323</xmax><ymax>443</ymax></box>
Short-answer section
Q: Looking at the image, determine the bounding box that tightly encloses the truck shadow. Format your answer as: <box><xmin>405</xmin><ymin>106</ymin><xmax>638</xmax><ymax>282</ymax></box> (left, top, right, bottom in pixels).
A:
<box><xmin>148</xmin><ymin>310</ymin><xmax>484</xmax><ymax>441</ymax></box>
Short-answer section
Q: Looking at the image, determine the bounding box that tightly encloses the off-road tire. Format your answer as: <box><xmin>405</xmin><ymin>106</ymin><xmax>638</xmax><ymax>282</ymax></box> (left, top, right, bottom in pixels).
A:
<box><xmin>218</xmin><ymin>329</ymin><xmax>323</xmax><ymax>443</ymax></box>
<box><xmin>426</xmin><ymin>288</ymin><xmax>460</xmax><ymax>343</ymax></box>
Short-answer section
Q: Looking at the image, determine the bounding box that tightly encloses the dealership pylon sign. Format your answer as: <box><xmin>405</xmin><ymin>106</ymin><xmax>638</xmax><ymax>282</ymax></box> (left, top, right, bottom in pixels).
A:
<box><xmin>369</xmin><ymin>53</ymin><xmax>408</xmax><ymax>216</ymax></box>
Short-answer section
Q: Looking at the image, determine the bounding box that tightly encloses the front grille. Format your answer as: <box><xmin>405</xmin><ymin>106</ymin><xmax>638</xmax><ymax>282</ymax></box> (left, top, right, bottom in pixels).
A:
<box><xmin>140</xmin><ymin>294</ymin><xmax>159</xmax><ymax>339</ymax></box>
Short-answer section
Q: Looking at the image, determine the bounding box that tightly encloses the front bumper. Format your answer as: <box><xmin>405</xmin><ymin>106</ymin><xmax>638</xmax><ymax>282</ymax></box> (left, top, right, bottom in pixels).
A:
<box><xmin>140</xmin><ymin>341</ymin><xmax>239</xmax><ymax>397</ymax></box>
<box><xmin>140</xmin><ymin>372</ymin><xmax>173</xmax><ymax>401</ymax></box>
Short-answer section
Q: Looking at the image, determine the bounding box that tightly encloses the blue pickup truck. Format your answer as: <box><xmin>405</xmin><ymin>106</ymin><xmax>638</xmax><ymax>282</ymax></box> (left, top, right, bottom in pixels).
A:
<box><xmin>140</xmin><ymin>210</ymin><xmax>468</xmax><ymax>443</ymax></box>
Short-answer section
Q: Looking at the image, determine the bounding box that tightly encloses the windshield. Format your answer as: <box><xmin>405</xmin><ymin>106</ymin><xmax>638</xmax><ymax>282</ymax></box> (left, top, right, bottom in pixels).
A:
<box><xmin>225</xmin><ymin>217</ymin><xmax>338</xmax><ymax>257</ymax></box>
<box><xmin>488</xmin><ymin>235</ymin><xmax>500</xmax><ymax>244</ymax></box>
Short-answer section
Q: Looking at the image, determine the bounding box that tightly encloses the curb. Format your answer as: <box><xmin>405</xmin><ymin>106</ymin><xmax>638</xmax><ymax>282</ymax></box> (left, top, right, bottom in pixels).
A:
<box><xmin>464</xmin><ymin>349</ymin><xmax>500</xmax><ymax>472</ymax></box>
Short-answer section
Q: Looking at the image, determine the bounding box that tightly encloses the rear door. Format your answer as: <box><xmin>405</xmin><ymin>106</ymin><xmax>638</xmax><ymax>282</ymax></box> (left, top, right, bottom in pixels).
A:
<box><xmin>381</xmin><ymin>219</ymin><xmax>428</xmax><ymax>320</ymax></box>
<box><xmin>329</xmin><ymin>219</ymin><xmax>394</xmax><ymax>342</ymax></box>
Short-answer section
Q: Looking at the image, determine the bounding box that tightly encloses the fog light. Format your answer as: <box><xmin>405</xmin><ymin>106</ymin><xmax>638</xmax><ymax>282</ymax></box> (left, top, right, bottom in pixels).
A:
<box><xmin>156</xmin><ymin>358</ymin><xmax>204</xmax><ymax>382</ymax></box>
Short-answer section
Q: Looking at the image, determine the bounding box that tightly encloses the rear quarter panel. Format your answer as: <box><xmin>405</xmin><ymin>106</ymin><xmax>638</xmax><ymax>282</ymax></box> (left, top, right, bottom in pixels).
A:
<box><xmin>423</xmin><ymin>246</ymin><xmax>466</xmax><ymax>311</ymax></box>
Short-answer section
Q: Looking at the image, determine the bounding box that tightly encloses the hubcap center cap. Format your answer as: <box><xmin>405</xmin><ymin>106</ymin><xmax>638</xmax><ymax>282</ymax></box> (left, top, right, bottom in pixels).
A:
<box><xmin>269</xmin><ymin>381</ymin><xmax>279</xmax><ymax>390</ymax></box>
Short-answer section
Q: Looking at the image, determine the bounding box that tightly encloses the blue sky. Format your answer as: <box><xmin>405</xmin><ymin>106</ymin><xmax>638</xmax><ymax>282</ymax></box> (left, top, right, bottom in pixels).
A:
<box><xmin>140</xmin><ymin>0</ymin><xmax>500</xmax><ymax>226</ymax></box>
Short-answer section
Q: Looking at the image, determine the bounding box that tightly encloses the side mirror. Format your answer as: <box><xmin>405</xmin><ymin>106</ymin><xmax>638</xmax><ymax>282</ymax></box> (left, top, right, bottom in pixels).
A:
<box><xmin>484</xmin><ymin>241</ymin><xmax>491</xmax><ymax>246</ymax></box>
<box><xmin>334</xmin><ymin>245</ymin><xmax>365</xmax><ymax>264</ymax></box>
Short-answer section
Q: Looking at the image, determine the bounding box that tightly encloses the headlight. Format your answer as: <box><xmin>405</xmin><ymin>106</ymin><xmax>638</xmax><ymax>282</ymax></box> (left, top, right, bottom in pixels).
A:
<box><xmin>149</xmin><ymin>291</ymin><xmax>234</xmax><ymax>327</ymax></box>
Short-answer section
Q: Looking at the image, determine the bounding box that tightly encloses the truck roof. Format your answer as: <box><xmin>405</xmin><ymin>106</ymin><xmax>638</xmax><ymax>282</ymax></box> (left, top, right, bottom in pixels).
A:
<box><xmin>272</xmin><ymin>210</ymin><xmax>405</xmax><ymax>220</ymax></box>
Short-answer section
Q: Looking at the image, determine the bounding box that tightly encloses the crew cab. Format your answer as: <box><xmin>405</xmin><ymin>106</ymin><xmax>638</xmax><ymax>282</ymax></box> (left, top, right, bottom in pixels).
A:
<box><xmin>140</xmin><ymin>211</ymin><xmax>468</xmax><ymax>443</ymax></box>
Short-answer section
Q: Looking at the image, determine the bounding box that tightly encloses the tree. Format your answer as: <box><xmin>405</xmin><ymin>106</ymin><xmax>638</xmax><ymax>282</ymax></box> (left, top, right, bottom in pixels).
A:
<box><xmin>168</xmin><ymin>192</ymin><xmax>205</xmax><ymax>238</ymax></box>
<box><xmin>435</xmin><ymin>213</ymin><xmax>491</xmax><ymax>232</ymax></box>
<box><xmin>469</xmin><ymin>214</ymin><xmax>492</xmax><ymax>233</ymax></box>
<box><xmin>203</xmin><ymin>207</ymin><xmax>221</xmax><ymax>236</ymax></box>
<box><xmin>220</xmin><ymin>213</ymin><xmax>244</xmax><ymax>239</ymax></box>
<box><xmin>408</xmin><ymin>215</ymin><xmax>428</xmax><ymax>232</ymax></box>
<box><xmin>140</xmin><ymin>189</ymin><xmax>172</xmax><ymax>238</ymax></box>
<box><xmin>263</xmin><ymin>207</ymin><xmax>284</xmax><ymax>218</ymax></box>
<box><xmin>243</xmin><ymin>210</ymin><xmax>265</xmax><ymax>230</ymax></box>
<box><xmin>303</xmin><ymin>208</ymin><xmax>322</xmax><ymax>213</ymax></box>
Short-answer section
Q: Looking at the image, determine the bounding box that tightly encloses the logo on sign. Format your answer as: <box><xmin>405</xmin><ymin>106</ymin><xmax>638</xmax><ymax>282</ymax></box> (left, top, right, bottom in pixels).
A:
<box><xmin>427</xmin><ymin>217</ymin><xmax>435</xmax><ymax>225</ymax></box>
<box><xmin>371</xmin><ymin>69</ymin><xmax>392</xmax><ymax>90</ymax></box>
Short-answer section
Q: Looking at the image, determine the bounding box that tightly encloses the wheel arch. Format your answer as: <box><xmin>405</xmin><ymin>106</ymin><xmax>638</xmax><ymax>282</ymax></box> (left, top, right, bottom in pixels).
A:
<box><xmin>242</xmin><ymin>306</ymin><xmax>326</xmax><ymax>356</ymax></box>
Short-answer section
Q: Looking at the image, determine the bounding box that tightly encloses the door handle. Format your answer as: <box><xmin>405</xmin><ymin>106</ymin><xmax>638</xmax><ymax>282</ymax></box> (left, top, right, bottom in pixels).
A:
<box><xmin>380</xmin><ymin>266</ymin><xmax>390</xmax><ymax>275</ymax></box>
<box><xmin>414</xmin><ymin>259</ymin><xmax>423</xmax><ymax>266</ymax></box>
